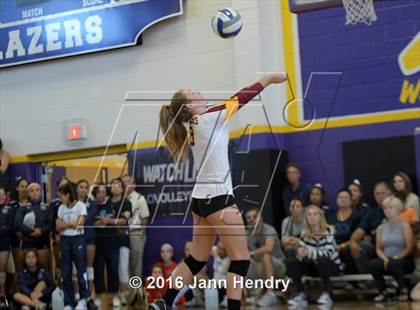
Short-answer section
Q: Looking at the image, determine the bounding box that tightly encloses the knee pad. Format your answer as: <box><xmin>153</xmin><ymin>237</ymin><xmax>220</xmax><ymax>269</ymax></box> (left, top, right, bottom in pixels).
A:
<box><xmin>184</xmin><ymin>255</ymin><xmax>206</xmax><ymax>275</ymax></box>
<box><xmin>0</xmin><ymin>272</ymin><xmax>5</xmax><ymax>285</ymax></box>
<box><xmin>87</xmin><ymin>267</ymin><xmax>94</xmax><ymax>281</ymax></box>
<box><xmin>228</xmin><ymin>260</ymin><xmax>250</xmax><ymax>277</ymax></box>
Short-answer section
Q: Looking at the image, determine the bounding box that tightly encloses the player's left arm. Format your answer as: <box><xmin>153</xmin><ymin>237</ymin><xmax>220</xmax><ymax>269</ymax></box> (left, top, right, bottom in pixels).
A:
<box><xmin>207</xmin><ymin>73</ymin><xmax>287</xmax><ymax>121</ymax></box>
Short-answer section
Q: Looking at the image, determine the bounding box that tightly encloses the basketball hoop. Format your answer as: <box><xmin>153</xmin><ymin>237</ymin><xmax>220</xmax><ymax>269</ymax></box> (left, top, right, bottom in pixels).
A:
<box><xmin>342</xmin><ymin>0</ymin><xmax>377</xmax><ymax>25</ymax></box>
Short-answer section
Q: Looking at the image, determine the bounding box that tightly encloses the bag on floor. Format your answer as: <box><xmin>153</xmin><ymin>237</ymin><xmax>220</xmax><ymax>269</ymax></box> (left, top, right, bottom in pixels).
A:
<box><xmin>52</xmin><ymin>287</ymin><xmax>64</xmax><ymax>310</ymax></box>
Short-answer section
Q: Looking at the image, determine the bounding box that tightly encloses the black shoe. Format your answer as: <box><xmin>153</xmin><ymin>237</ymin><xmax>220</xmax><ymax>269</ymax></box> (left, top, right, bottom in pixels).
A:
<box><xmin>149</xmin><ymin>298</ymin><xmax>171</xmax><ymax>310</ymax></box>
<box><xmin>87</xmin><ymin>298</ymin><xmax>98</xmax><ymax>310</ymax></box>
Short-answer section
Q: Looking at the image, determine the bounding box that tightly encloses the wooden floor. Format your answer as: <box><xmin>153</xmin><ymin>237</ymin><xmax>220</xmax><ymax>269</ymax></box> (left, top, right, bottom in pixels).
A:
<box><xmin>99</xmin><ymin>300</ymin><xmax>420</xmax><ymax>310</ymax></box>
<box><xmin>97</xmin><ymin>291</ymin><xmax>420</xmax><ymax>309</ymax></box>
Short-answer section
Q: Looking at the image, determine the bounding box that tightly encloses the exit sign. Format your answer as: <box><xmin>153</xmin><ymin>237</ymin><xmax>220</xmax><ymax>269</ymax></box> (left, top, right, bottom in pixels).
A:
<box><xmin>65</xmin><ymin>119</ymin><xmax>87</xmax><ymax>142</ymax></box>
<box><xmin>68</xmin><ymin>125</ymin><xmax>81</xmax><ymax>140</ymax></box>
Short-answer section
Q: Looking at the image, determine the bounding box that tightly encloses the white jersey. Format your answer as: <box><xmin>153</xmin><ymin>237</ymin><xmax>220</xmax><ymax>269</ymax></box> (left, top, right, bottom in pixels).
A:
<box><xmin>57</xmin><ymin>201</ymin><xmax>87</xmax><ymax>236</ymax></box>
<box><xmin>187</xmin><ymin>82</ymin><xmax>264</xmax><ymax>199</ymax></box>
<box><xmin>190</xmin><ymin>109</ymin><xmax>232</xmax><ymax>199</ymax></box>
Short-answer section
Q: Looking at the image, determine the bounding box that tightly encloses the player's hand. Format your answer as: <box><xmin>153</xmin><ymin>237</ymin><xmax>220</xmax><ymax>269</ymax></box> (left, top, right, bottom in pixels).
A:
<box><xmin>269</xmin><ymin>73</ymin><xmax>287</xmax><ymax>84</ymax></box>
<box><xmin>258</xmin><ymin>73</ymin><xmax>287</xmax><ymax>88</ymax></box>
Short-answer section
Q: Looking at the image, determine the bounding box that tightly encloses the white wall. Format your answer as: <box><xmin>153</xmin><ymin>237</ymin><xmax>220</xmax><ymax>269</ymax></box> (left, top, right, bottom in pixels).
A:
<box><xmin>0</xmin><ymin>0</ymin><xmax>289</xmax><ymax>157</ymax></box>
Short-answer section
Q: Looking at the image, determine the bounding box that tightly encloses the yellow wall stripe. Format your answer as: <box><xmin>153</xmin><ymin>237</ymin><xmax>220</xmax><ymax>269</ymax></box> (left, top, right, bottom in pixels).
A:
<box><xmin>11</xmin><ymin>144</ymin><xmax>127</xmax><ymax>164</ymax></box>
<box><xmin>281</xmin><ymin>0</ymin><xmax>299</xmax><ymax>127</ymax></box>
<box><xmin>10</xmin><ymin>109</ymin><xmax>419</xmax><ymax>164</ymax></box>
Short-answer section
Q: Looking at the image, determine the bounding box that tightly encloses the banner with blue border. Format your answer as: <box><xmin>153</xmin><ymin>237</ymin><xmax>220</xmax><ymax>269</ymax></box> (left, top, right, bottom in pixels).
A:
<box><xmin>0</xmin><ymin>0</ymin><xmax>183</xmax><ymax>68</ymax></box>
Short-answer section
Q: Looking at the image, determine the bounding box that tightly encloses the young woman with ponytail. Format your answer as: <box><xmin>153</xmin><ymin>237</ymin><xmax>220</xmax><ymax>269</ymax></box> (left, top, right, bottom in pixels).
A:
<box><xmin>149</xmin><ymin>73</ymin><xmax>287</xmax><ymax>310</ymax></box>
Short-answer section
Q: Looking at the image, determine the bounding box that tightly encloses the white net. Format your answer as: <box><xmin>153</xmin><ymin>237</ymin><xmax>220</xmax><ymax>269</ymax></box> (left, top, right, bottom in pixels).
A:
<box><xmin>342</xmin><ymin>0</ymin><xmax>378</xmax><ymax>25</ymax></box>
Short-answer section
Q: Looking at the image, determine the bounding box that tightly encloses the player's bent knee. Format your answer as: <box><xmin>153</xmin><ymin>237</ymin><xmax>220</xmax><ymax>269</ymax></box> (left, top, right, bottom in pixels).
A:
<box><xmin>184</xmin><ymin>254</ymin><xmax>207</xmax><ymax>275</ymax></box>
<box><xmin>228</xmin><ymin>260</ymin><xmax>251</xmax><ymax>277</ymax></box>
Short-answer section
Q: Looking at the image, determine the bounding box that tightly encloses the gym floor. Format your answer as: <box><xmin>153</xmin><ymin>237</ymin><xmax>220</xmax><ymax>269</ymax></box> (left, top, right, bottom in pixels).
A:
<box><xmin>99</xmin><ymin>303</ymin><xmax>420</xmax><ymax>310</ymax></box>
<box><xmin>98</xmin><ymin>300</ymin><xmax>420</xmax><ymax>310</ymax></box>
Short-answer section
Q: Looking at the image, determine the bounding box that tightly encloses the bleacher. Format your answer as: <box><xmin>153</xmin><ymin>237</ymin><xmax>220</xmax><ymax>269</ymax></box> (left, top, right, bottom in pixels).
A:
<box><xmin>302</xmin><ymin>273</ymin><xmax>419</xmax><ymax>296</ymax></box>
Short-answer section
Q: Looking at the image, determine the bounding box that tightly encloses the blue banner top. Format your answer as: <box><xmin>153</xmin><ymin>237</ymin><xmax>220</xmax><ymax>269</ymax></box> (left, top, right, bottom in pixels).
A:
<box><xmin>0</xmin><ymin>0</ymin><xmax>183</xmax><ymax>68</ymax></box>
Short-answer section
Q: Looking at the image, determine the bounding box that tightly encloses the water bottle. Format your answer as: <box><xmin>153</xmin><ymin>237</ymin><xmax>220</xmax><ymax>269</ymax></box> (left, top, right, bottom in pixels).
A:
<box><xmin>205</xmin><ymin>287</ymin><xmax>219</xmax><ymax>310</ymax></box>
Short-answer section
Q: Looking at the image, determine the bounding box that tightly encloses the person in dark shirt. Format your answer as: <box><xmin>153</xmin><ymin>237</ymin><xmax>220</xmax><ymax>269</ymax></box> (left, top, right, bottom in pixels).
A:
<box><xmin>348</xmin><ymin>179</ymin><xmax>370</xmax><ymax>217</ymax></box>
<box><xmin>93</xmin><ymin>182</ymin><xmax>119</xmax><ymax>307</ymax></box>
<box><xmin>0</xmin><ymin>140</ymin><xmax>10</xmax><ymax>192</ymax></box>
<box><xmin>76</xmin><ymin>179</ymin><xmax>97</xmax><ymax>296</ymax></box>
<box><xmin>349</xmin><ymin>182</ymin><xmax>390</xmax><ymax>274</ymax></box>
<box><xmin>50</xmin><ymin>176</ymin><xmax>72</xmax><ymax>279</ymax></box>
<box><xmin>0</xmin><ymin>187</ymin><xmax>13</xmax><ymax>306</ymax></box>
<box><xmin>309</xmin><ymin>183</ymin><xmax>333</xmax><ymax>217</ymax></box>
<box><xmin>14</xmin><ymin>249</ymin><xmax>56</xmax><ymax>309</ymax></box>
<box><xmin>109</xmin><ymin>178</ymin><xmax>132</xmax><ymax>307</ymax></box>
<box><xmin>15</xmin><ymin>183</ymin><xmax>53</xmax><ymax>271</ymax></box>
<box><xmin>282</xmin><ymin>163</ymin><xmax>311</xmax><ymax>216</ymax></box>
<box><xmin>327</xmin><ymin>189</ymin><xmax>360</xmax><ymax>275</ymax></box>
<box><xmin>9</xmin><ymin>177</ymin><xmax>29</xmax><ymax>272</ymax></box>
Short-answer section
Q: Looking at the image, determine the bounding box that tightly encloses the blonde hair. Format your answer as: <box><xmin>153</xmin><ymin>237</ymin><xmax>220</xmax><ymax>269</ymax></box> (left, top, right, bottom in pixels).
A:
<box><xmin>160</xmin><ymin>243</ymin><xmax>174</xmax><ymax>254</ymax></box>
<box><xmin>159</xmin><ymin>90</ymin><xmax>193</xmax><ymax>162</ymax></box>
<box><xmin>382</xmin><ymin>195</ymin><xmax>403</xmax><ymax>213</ymax></box>
<box><xmin>302</xmin><ymin>205</ymin><xmax>333</xmax><ymax>239</ymax></box>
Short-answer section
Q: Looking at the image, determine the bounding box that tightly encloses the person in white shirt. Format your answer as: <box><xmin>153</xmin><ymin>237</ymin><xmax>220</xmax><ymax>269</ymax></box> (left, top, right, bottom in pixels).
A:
<box><xmin>122</xmin><ymin>174</ymin><xmax>150</xmax><ymax>279</ymax></box>
<box><xmin>56</xmin><ymin>183</ymin><xmax>95</xmax><ymax>310</ymax></box>
<box><xmin>150</xmin><ymin>73</ymin><xmax>287</xmax><ymax>310</ymax></box>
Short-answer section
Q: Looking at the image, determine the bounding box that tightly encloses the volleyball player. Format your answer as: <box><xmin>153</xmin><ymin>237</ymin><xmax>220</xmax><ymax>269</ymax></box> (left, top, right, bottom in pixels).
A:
<box><xmin>9</xmin><ymin>177</ymin><xmax>30</xmax><ymax>272</ymax></box>
<box><xmin>76</xmin><ymin>180</ymin><xmax>97</xmax><ymax>296</ymax></box>
<box><xmin>0</xmin><ymin>187</ymin><xmax>13</xmax><ymax>307</ymax></box>
<box><xmin>149</xmin><ymin>73</ymin><xmax>287</xmax><ymax>310</ymax></box>
<box><xmin>15</xmin><ymin>183</ymin><xmax>53</xmax><ymax>271</ymax></box>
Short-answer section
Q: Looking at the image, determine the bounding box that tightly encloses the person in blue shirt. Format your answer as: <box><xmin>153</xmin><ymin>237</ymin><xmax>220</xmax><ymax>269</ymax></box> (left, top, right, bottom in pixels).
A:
<box><xmin>14</xmin><ymin>248</ymin><xmax>56</xmax><ymax>310</ymax></box>
<box><xmin>309</xmin><ymin>183</ymin><xmax>334</xmax><ymax>217</ymax></box>
<box><xmin>0</xmin><ymin>187</ymin><xmax>13</xmax><ymax>306</ymax></box>
<box><xmin>108</xmin><ymin>178</ymin><xmax>132</xmax><ymax>307</ymax></box>
<box><xmin>348</xmin><ymin>179</ymin><xmax>371</xmax><ymax>217</ymax></box>
<box><xmin>76</xmin><ymin>179</ymin><xmax>97</xmax><ymax>297</ymax></box>
<box><xmin>50</xmin><ymin>176</ymin><xmax>71</xmax><ymax>281</ymax></box>
<box><xmin>9</xmin><ymin>177</ymin><xmax>29</xmax><ymax>272</ymax></box>
<box><xmin>93</xmin><ymin>182</ymin><xmax>119</xmax><ymax>306</ymax></box>
<box><xmin>327</xmin><ymin>189</ymin><xmax>361</xmax><ymax>276</ymax></box>
<box><xmin>15</xmin><ymin>183</ymin><xmax>53</xmax><ymax>272</ymax></box>
<box><xmin>282</xmin><ymin>163</ymin><xmax>311</xmax><ymax>216</ymax></box>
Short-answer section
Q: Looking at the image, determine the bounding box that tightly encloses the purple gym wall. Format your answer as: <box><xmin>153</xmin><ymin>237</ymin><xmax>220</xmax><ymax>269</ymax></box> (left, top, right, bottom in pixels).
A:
<box><xmin>297</xmin><ymin>0</ymin><xmax>419</xmax><ymax>120</ymax></box>
<box><xmin>284</xmin><ymin>0</ymin><xmax>420</xmax><ymax>201</ymax></box>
